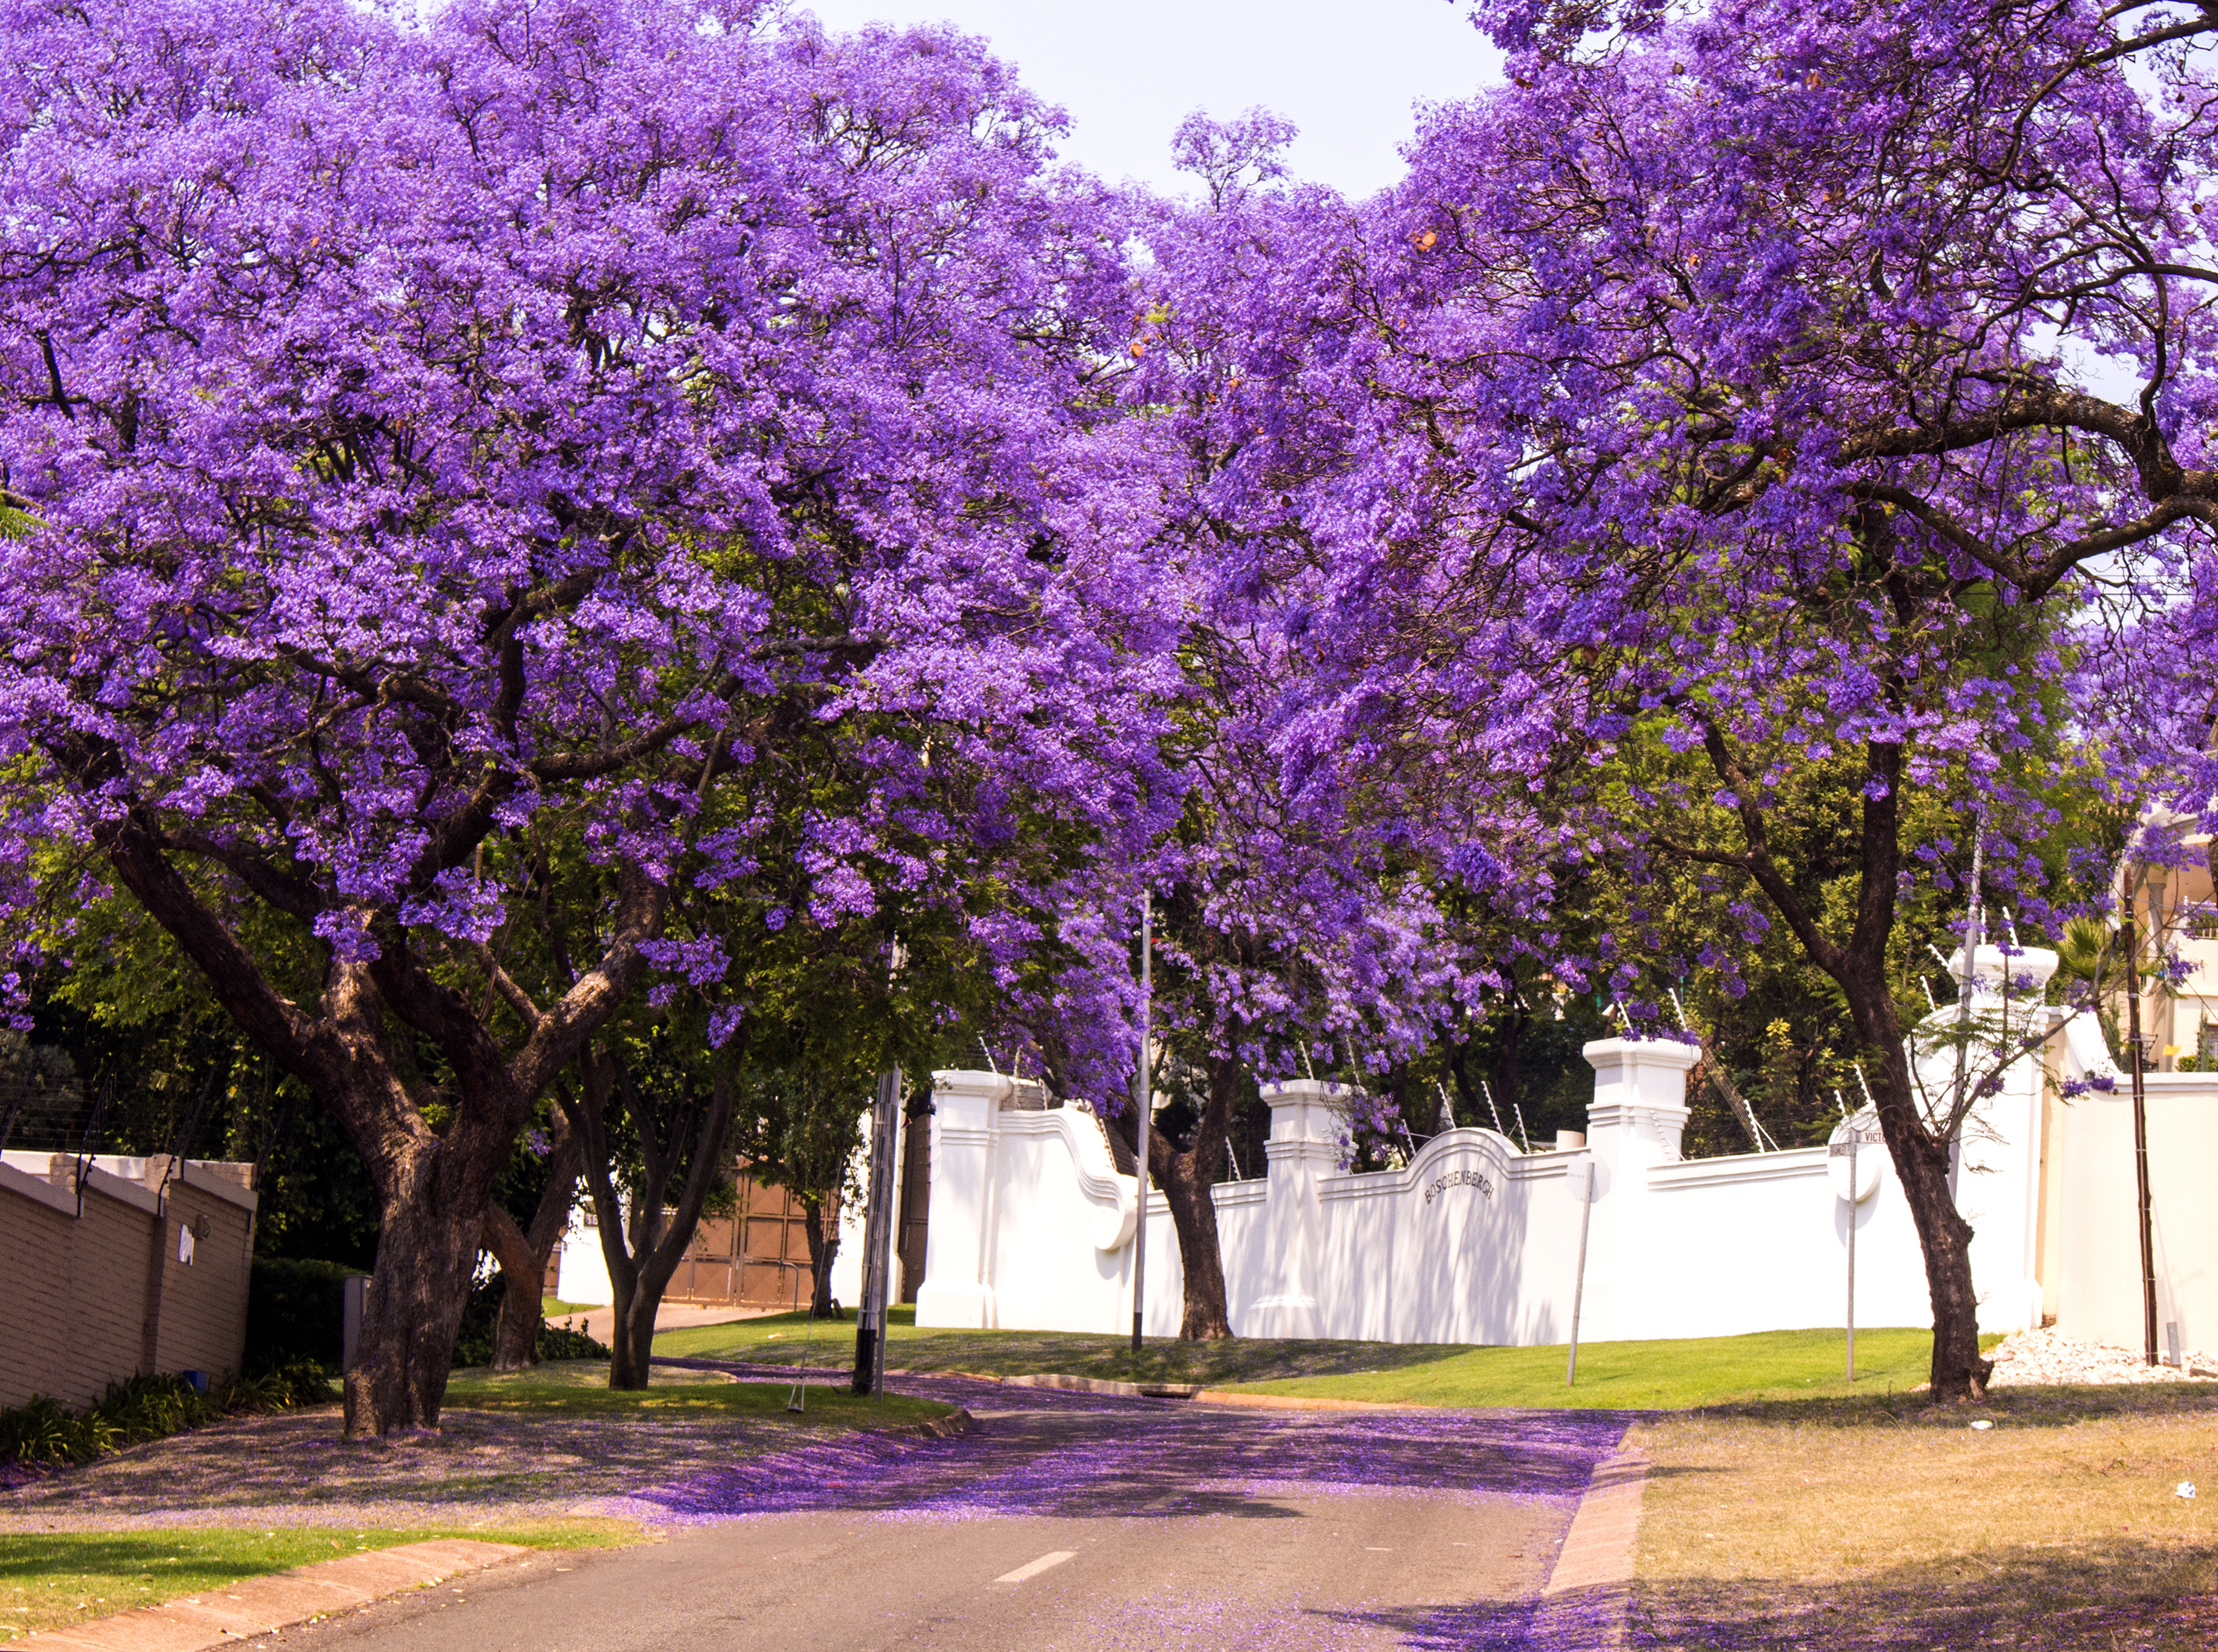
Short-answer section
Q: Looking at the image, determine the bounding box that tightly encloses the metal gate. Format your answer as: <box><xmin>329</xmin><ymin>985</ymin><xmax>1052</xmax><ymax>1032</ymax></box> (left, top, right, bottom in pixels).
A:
<box><xmin>668</xmin><ymin>1170</ymin><xmax>826</xmax><ymax>1308</ymax></box>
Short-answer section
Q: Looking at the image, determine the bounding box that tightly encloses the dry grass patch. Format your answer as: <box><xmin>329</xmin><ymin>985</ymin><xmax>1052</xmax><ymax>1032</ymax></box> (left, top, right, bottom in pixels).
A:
<box><xmin>1631</xmin><ymin>1386</ymin><xmax>2218</xmax><ymax>1648</ymax></box>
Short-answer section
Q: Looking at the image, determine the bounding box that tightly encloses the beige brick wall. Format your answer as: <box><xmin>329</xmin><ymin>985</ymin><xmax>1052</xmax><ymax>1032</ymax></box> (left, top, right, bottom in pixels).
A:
<box><xmin>0</xmin><ymin>1159</ymin><xmax>256</xmax><ymax>1410</ymax></box>
<box><xmin>152</xmin><ymin>1173</ymin><xmax>253</xmax><ymax>1381</ymax></box>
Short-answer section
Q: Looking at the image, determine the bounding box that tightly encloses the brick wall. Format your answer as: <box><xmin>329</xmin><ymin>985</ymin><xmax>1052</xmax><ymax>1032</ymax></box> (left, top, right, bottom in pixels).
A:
<box><xmin>0</xmin><ymin>1154</ymin><xmax>257</xmax><ymax>1409</ymax></box>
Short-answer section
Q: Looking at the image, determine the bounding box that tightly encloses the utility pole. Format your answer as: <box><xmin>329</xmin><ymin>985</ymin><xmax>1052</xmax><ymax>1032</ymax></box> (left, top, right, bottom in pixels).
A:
<box><xmin>852</xmin><ymin>1067</ymin><xmax>902</xmax><ymax>1395</ymax></box>
<box><xmin>1130</xmin><ymin>892</ymin><xmax>1152</xmax><ymax>1358</ymax></box>
<box><xmin>1565</xmin><ymin>1157</ymin><xmax>1594</xmax><ymax>1386</ymax></box>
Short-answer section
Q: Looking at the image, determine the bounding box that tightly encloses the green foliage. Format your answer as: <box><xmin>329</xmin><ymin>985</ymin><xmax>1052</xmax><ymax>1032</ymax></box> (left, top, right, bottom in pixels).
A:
<box><xmin>0</xmin><ymin>1364</ymin><xmax>333</xmax><ymax>1470</ymax></box>
<box><xmin>448</xmin><ymin>1275</ymin><xmax>611</xmax><ymax>1369</ymax></box>
<box><xmin>23</xmin><ymin>976</ymin><xmax>383</xmax><ymax>1269</ymax></box>
<box><xmin>244</xmin><ymin>1256</ymin><xmax>356</xmax><ymax>1370</ymax></box>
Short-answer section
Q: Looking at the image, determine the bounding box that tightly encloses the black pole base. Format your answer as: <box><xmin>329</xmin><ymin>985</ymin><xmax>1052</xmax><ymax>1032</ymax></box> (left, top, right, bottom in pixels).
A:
<box><xmin>852</xmin><ymin>1324</ymin><xmax>875</xmax><ymax>1395</ymax></box>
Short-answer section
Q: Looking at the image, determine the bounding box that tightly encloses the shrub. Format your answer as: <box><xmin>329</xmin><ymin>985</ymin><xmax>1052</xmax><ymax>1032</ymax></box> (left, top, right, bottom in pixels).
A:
<box><xmin>536</xmin><ymin>1322</ymin><xmax>610</xmax><ymax>1361</ymax></box>
<box><xmin>0</xmin><ymin>1361</ymin><xmax>335</xmax><ymax>1471</ymax></box>
<box><xmin>245</xmin><ymin>1256</ymin><xmax>357</xmax><ymax>1370</ymax></box>
<box><xmin>450</xmin><ymin>1274</ymin><xmax>611</xmax><ymax>1368</ymax></box>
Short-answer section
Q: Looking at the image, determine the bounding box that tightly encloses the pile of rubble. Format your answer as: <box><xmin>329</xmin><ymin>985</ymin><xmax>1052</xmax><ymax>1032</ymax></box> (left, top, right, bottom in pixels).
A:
<box><xmin>1986</xmin><ymin>1324</ymin><xmax>2218</xmax><ymax>1385</ymax></box>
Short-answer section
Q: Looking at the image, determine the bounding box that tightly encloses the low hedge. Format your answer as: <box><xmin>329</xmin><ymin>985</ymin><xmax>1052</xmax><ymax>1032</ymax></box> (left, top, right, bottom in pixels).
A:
<box><xmin>451</xmin><ymin>1274</ymin><xmax>611</xmax><ymax>1368</ymax></box>
<box><xmin>249</xmin><ymin>1256</ymin><xmax>611</xmax><ymax>1375</ymax></box>
<box><xmin>245</xmin><ymin>1256</ymin><xmax>355</xmax><ymax>1370</ymax></box>
<box><xmin>0</xmin><ymin>1363</ymin><xmax>334</xmax><ymax>1470</ymax></box>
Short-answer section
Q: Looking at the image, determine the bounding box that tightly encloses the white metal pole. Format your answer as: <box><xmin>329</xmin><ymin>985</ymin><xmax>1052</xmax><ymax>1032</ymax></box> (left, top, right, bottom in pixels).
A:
<box><xmin>1130</xmin><ymin>892</ymin><xmax>1152</xmax><ymax>1357</ymax></box>
<box><xmin>1846</xmin><ymin>1133</ymin><xmax>1858</xmax><ymax>1382</ymax></box>
<box><xmin>1566</xmin><ymin>1159</ymin><xmax>1594</xmax><ymax>1386</ymax></box>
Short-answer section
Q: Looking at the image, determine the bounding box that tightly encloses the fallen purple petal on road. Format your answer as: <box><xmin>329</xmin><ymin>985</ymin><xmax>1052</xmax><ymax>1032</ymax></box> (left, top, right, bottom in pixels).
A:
<box><xmin>584</xmin><ymin>1368</ymin><xmax>1628</xmax><ymax>1527</ymax></box>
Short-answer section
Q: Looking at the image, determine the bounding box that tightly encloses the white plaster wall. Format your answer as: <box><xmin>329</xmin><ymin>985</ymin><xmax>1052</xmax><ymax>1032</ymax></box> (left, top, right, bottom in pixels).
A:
<box><xmin>553</xmin><ymin>1216</ymin><xmax>614</xmax><ymax>1307</ymax></box>
<box><xmin>906</xmin><ymin>1017</ymin><xmax>2079</xmax><ymax>1352</ymax></box>
<box><xmin>1628</xmin><ymin>1149</ymin><xmax>1931</xmax><ymax>1341</ymax></box>
<box><xmin>1920</xmin><ymin>947</ymin><xmax>2061</xmax><ymax>1338</ymax></box>
<box><xmin>541</xmin><ymin>996</ymin><xmax>2210</xmax><ymax>1356</ymax></box>
<box><xmin>2053</xmin><ymin>1068</ymin><xmax>2218</xmax><ymax>1356</ymax></box>
<box><xmin>1315</xmin><ymin>1133</ymin><xmax>1580</xmax><ymax>1345</ymax></box>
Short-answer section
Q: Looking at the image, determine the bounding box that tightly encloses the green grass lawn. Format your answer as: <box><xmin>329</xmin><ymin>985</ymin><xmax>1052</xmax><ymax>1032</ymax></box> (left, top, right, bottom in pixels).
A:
<box><xmin>444</xmin><ymin>1358</ymin><xmax>953</xmax><ymax>1427</ymax></box>
<box><xmin>0</xmin><ymin>1520</ymin><xmax>638</xmax><ymax>1642</ymax></box>
<box><xmin>656</xmin><ymin>1308</ymin><xmax>1999</xmax><ymax>1410</ymax></box>
<box><xmin>1229</xmin><ymin>1327</ymin><xmax>2010</xmax><ymax>1410</ymax></box>
<box><xmin>540</xmin><ymin>1297</ymin><xmax>601</xmax><ymax>1318</ymax></box>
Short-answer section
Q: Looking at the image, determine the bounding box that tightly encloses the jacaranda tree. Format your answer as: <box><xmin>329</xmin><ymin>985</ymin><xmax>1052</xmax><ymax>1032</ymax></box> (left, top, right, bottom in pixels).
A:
<box><xmin>0</xmin><ymin>0</ymin><xmax>1181</xmax><ymax>1432</ymax></box>
<box><xmin>1240</xmin><ymin>0</ymin><xmax>2218</xmax><ymax>1401</ymax></box>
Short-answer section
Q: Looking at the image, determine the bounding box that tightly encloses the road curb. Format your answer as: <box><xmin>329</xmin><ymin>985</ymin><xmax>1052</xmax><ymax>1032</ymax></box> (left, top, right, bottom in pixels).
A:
<box><xmin>14</xmin><ymin>1538</ymin><xmax>533</xmax><ymax>1652</ymax></box>
<box><xmin>1539</xmin><ymin>1443</ymin><xmax>1650</xmax><ymax>1647</ymax></box>
<box><xmin>1187</xmin><ymin>1388</ymin><xmax>1421</xmax><ymax>1413</ymax></box>
<box><xmin>933</xmin><ymin>1370</ymin><xmax>1421</xmax><ymax>1410</ymax></box>
<box><xmin>998</xmin><ymin>1373</ymin><xmax>1204</xmax><ymax>1399</ymax></box>
<box><xmin>889</xmin><ymin>1405</ymin><xmax>975</xmax><ymax>1440</ymax></box>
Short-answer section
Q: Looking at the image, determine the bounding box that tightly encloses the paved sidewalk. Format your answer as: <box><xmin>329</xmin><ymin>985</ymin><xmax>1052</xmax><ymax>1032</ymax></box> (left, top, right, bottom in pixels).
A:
<box><xmin>17</xmin><ymin>1539</ymin><xmax>531</xmax><ymax>1652</ymax></box>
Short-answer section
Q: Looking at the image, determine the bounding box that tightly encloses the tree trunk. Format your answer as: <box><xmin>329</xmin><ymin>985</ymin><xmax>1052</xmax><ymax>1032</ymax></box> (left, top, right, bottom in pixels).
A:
<box><xmin>1851</xmin><ymin>969</ymin><xmax>1992</xmax><ymax>1402</ymax></box>
<box><xmin>344</xmin><ymin>1154</ymin><xmax>486</xmax><ymax>1437</ymax></box>
<box><xmin>802</xmin><ymin>1195</ymin><xmax>839</xmax><ymax>1317</ymax></box>
<box><xmin>482</xmin><ymin>1117</ymin><xmax>585</xmax><ymax>1372</ymax></box>
<box><xmin>608</xmin><ymin>1281</ymin><xmax>660</xmax><ymax>1389</ymax></box>
<box><xmin>93</xmin><ymin>820</ymin><xmax>664</xmax><ymax>1436</ymax></box>
<box><xmin>1154</xmin><ymin>1143</ymin><xmax>1232</xmax><ymax>1340</ymax></box>
<box><xmin>1690</xmin><ymin>720</ymin><xmax>1990</xmax><ymax>1404</ymax></box>
<box><xmin>562</xmin><ymin>1043</ymin><xmax>738</xmax><ymax>1392</ymax></box>
<box><xmin>1126</xmin><ymin>1053</ymin><xmax>1243</xmax><ymax>1342</ymax></box>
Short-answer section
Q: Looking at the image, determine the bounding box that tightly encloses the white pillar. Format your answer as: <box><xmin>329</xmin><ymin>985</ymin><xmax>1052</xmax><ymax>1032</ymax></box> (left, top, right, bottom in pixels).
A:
<box><xmin>1247</xmin><ymin>1080</ymin><xmax>1348</xmax><ymax>1338</ymax></box>
<box><xmin>1576</xmin><ymin>1038</ymin><xmax>1697</xmax><ymax>1342</ymax></box>
<box><xmin>913</xmin><ymin>1069</ymin><xmax>1010</xmax><ymax>1329</ymax></box>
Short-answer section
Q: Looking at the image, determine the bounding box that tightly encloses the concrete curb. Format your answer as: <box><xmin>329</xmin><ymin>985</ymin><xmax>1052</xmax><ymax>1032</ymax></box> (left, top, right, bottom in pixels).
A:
<box><xmin>937</xmin><ymin>1369</ymin><xmax>1421</xmax><ymax>1410</ymax></box>
<box><xmin>1187</xmin><ymin>1388</ymin><xmax>1421</xmax><ymax>1413</ymax></box>
<box><xmin>1539</xmin><ymin>1444</ymin><xmax>1650</xmax><ymax>1647</ymax></box>
<box><xmin>16</xmin><ymin>1538</ymin><xmax>532</xmax><ymax>1652</ymax></box>
<box><xmin>887</xmin><ymin>1405</ymin><xmax>974</xmax><ymax>1440</ymax></box>
<box><xmin>998</xmin><ymin>1373</ymin><xmax>1203</xmax><ymax>1399</ymax></box>
<box><xmin>654</xmin><ymin>1355</ymin><xmax>1420</xmax><ymax>1413</ymax></box>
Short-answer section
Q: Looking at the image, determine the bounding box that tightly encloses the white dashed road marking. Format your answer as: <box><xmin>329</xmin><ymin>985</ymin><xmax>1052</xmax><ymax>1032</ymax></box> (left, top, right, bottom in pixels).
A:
<box><xmin>993</xmin><ymin>1551</ymin><xmax>1078</xmax><ymax>1585</ymax></box>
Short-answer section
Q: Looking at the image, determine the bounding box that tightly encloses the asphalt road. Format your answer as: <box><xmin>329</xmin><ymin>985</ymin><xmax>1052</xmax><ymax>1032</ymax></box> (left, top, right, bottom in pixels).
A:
<box><xmin>242</xmin><ymin>1380</ymin><xmax>1628</xmax><ymax>1652</ymax></box>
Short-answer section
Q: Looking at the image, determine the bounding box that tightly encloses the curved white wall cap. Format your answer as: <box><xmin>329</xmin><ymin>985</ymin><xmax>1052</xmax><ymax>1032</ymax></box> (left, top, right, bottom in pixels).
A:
<box><xmin>1319</xmin><ymin>1126</ymin><xmax>1521</xmax><ymax>1201</ymax></box>
<box><xmin>1941</xmin><ymin>944</ymin><xmax>2059</xmax><ymax>997</ymax></box>
<box><xmin>1258</xmin><ymin>1078</ymin><xmax>1358</xmax><ymax>1099</ymax></box>
<box><xmin>930</xmin><ymin>1068</ymin><xmax>1017</xmax><ymax>1103</ymax></box>
<box><xmin>1093</xmin><ymin>1190</ymin><xmax>1138</xmax><ymax>1251</ymax></box>
<box><xmin>984</xmin><ymin>1101</ymin><xmax>1140</xmax><ymax>1250</ymax></box>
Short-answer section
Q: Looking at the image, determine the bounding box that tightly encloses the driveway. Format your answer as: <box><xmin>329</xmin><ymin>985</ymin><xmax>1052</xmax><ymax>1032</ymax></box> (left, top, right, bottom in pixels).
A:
<box><xmin>236</xmin><ymin>1368</ymin><xmax>1632</xmax><ymax>1651</ymax></box>
<box><xmin>552</xmin><ymin>1300</ymin><xmax>775</xmax><ymax>1348</ymax></box>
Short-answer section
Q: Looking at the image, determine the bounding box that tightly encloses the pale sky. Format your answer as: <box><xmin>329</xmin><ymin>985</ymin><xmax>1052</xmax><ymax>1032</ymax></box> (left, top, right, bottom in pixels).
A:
<box><xmin>784</xmin><ymin>0</ymin><xmax>1504</xmax><ymax>201</ymax></box>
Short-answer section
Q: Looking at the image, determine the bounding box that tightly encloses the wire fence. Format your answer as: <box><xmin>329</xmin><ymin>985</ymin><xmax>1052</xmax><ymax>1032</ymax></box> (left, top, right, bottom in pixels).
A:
<box><xmin>0</xmin><ymin>1074</ymin><xmax>101</xmax><ymax>1158</ymax></box>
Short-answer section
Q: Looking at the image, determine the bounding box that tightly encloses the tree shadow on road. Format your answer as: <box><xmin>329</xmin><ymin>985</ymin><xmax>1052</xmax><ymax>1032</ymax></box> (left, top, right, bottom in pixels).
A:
<box><xmin>593</xmin><ymin>1399</ymin><xmax>1629</xmax><ymax>1525</ymax></box>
